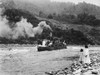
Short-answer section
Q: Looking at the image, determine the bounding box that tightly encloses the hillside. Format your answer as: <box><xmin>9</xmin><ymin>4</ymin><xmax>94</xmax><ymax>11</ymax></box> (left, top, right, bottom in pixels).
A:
<box><xmin>0</xmin><ymin>0</ymin><xmax>100</xmax><ymax>45</ymax></box>
<box><xmin>1</xmin><ymin>0</ymin><xmax>100</xmax><ymax>19</ymax></box>
<box><xmin>0</xmin><ymin>8</ymin><xmax>94</xmax><ymax>45</ymax></box>
<box><xmin>16</xmin><ymin>1</ymin><xmax>100</xmax><ymax>19</ymax></box>
<box><xmin>37</xmin><ymin>17</ymin><xmax>100</xmax><ymax>45</ymax></box>
<box><xmin>62</xmin><ymin>2</ymin><xmax>100</xmax><ymax>19</ymax></box>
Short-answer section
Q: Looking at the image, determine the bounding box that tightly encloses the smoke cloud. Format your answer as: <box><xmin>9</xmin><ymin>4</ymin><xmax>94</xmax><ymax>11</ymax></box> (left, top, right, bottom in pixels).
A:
<box><xmin>12</xmin><ymin>17</ymin><xmax>35</xmax><ymax>39</ymax></box>
<box><xmin>0</xmin><ymin>8</ymin><xmax>52</xmax><ymax>39</ymax></box>
<box><xmin>0</xmin><ymin>16</ymin><xmax>12</xmax><ymax>39</ymax></box>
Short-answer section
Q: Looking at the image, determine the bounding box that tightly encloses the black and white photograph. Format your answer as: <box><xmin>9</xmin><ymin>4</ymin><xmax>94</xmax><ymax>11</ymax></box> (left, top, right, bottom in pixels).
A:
<box><xmin>0</xmin><ymin>0</ymin><xmax>100</xmax><ymax>75</ymax></box>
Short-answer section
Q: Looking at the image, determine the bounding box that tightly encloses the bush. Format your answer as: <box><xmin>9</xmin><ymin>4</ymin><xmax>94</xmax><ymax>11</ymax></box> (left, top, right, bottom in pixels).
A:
<box><xmin>47</xmin><ymin>14</ymin><xmax>53</xmax><ymax>19</ymax></box>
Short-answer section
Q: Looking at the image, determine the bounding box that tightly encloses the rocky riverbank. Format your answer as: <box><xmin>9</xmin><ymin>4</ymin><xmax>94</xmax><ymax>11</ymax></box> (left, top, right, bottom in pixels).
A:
<box><xmin>45</xmin><ymin>52</ymin><xmax>100</xmax><ymax>75</ymax></box>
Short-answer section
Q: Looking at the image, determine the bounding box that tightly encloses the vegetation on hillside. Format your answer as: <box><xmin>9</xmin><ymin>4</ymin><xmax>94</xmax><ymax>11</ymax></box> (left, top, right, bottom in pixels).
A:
<box><xmin>0</xmin><ymin>8</ymin><xmax>95</xmax><ymax>45</ymax></box>
<box><xmin>0</xmin><ymin>0</ymin><xmax>100</xmax><ymax>45</ymax></box>
<box><xmin>2</xmin><ymin>8</ymin><xmax>40</xmax><ymax>27</ymax></box>
<box><xmin>49</xmin><ymin>13</ymin><xmax>100</xmax><ymax>26</ymax></box>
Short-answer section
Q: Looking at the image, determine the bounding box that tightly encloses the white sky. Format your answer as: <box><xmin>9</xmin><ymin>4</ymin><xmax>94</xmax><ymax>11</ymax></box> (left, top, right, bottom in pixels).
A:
<box><xmin>51</xmin><ymin>0</ymin><xmax>100</xmax><ymax>6</ymax></box>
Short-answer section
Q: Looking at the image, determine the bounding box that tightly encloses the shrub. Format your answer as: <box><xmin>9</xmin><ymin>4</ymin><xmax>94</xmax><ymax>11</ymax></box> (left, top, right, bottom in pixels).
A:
<box><xmin>47</xmin><ymin>14</ymin><xmax>53</xmax><ymax>19</ymax></box>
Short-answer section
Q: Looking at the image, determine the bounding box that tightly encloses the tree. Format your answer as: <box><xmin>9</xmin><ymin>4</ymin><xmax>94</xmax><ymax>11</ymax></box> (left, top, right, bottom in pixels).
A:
<box><xmin>1</xmin><ymin>0</ymin><xmax>15</xmax><ymax>9</ymax></box>
<box><xmin>48</xmin><ymin>14</ymin><xmax>53</xmax><ymax>19</ymax></box>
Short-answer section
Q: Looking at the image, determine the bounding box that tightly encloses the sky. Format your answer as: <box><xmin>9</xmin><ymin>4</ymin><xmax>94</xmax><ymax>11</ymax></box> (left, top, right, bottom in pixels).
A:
<box><xmin>51</xmin><ymin>0</ymin><xmax>100</xmax><ymax>6</ymax></box>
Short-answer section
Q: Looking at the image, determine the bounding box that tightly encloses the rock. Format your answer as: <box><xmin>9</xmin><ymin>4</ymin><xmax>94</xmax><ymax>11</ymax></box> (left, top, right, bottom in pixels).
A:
<box><xmin>72</xmin><ymin>69</ymin><xmax>81</xmax><ymax>75</ymax></box>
